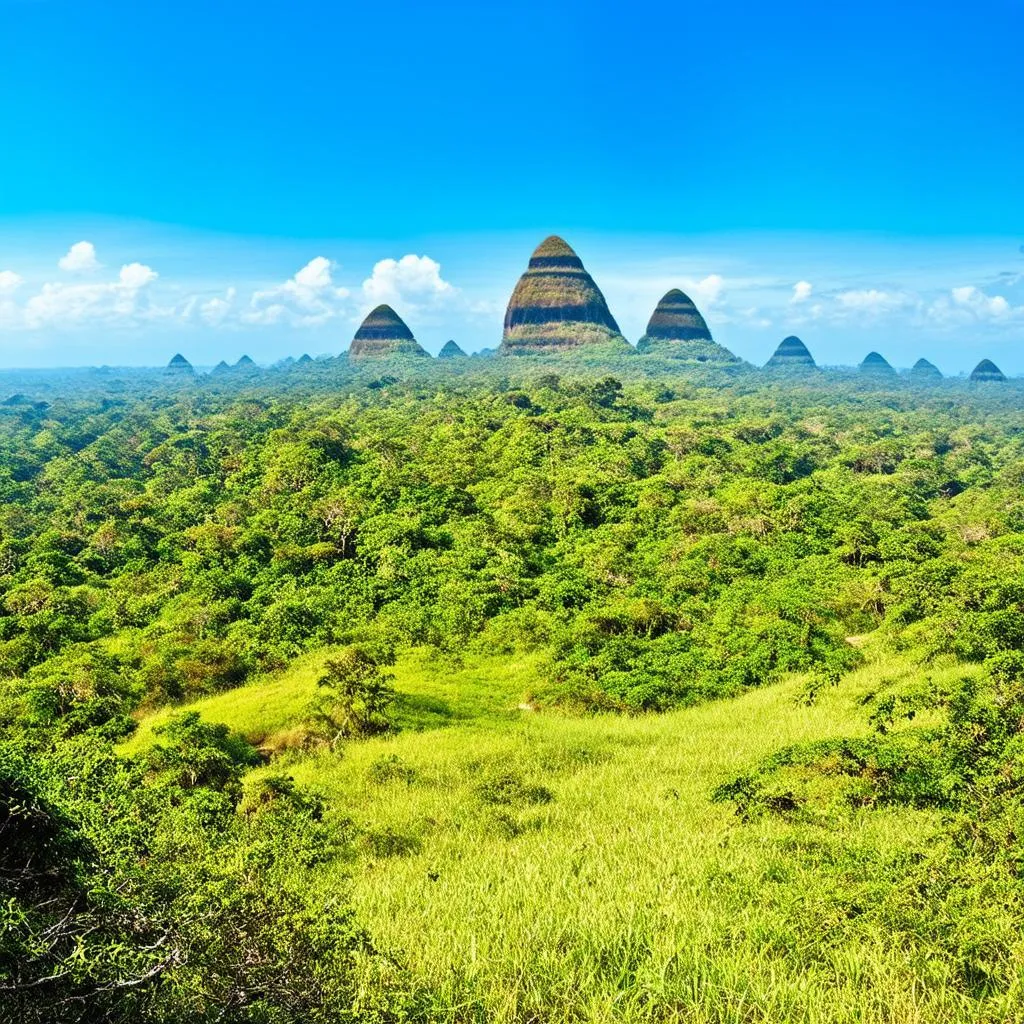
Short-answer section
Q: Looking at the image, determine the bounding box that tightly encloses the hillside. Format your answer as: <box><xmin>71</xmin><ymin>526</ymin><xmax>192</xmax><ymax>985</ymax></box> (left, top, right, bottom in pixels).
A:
<box><xmin>4</xmin><ymin>367</ymin><xmax>1024</xmax><ymax>1022</ymax></box>
<box><xmin>122</xmin><ymin>649</ymin><xmax>1006</xmax><ymax>1023</ymax></box>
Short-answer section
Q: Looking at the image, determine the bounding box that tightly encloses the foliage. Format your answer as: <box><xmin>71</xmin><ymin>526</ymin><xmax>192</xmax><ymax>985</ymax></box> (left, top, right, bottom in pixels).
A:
<box><xmin>714</xmin><ymin>652</ymin><xmax>1024</xmax><ymax>1010</ymax></box>
<box><xmin>0</xmin><ymin>729</ymin><xmax>366</xmax><ymax>1023</ymax></box>
<box><xmin>3</xmin><ymin>362</ymin><xmax>1024</xmax><ymax>1019</ymax></box>
<box><xmin>306</xmin><ymin>646</ymin><xmax>396</xmax><ymax>747</ymax></box>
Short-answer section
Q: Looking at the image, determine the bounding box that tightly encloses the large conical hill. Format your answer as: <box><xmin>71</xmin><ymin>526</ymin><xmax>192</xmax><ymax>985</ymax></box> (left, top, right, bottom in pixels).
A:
<box><xmin>499</xmin><ymin>236</ymin><xmax>629</xmax><ymax>354</ymax></box>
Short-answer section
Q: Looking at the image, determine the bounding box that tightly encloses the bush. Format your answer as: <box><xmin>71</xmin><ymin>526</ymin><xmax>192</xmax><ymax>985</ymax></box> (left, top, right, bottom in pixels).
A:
<box><xmin>473</xmin><ymin>765</ymin><xmax>554</xmax><ymax>807</ymax></box>
<box><xmin>366</xmin><ymin>753</ymin><xmax>418</xmax><ymax>786</ymax></box>
<box><xmin>305</xmin><ymin>647</ymin><xmax>396</xmax><ymax>749</ymax></box>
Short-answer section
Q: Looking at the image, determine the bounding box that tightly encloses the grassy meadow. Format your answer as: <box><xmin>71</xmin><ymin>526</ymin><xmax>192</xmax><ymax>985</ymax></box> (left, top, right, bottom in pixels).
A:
<box><xmin>125</xmin><ymin>648</ymin><xmax>1016</xmax><ymax>1023</ymax></box>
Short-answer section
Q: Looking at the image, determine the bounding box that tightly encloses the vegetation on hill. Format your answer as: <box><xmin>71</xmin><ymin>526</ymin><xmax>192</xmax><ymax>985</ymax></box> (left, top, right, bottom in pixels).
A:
<box><xmin>501</xmin><ymin>237</ymin><xmax>629</xmax><ymax>353</ymax></box>
<box><xmin>636</xmin><ymin>289</ymin><xmax>739</xmax><ymax>364</ymax></box>
<box><xmin>2</xmin><ymin>359</ymin><xmax>1024</xmax><ymax>1021</ymax></box>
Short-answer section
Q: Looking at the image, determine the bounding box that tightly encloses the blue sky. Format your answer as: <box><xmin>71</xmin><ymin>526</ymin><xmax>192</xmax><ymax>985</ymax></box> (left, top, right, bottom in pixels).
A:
<box><xmin>1</xmin><ymin>0</ymin><xmax>1022</xmax><ymax>371</ymax></box>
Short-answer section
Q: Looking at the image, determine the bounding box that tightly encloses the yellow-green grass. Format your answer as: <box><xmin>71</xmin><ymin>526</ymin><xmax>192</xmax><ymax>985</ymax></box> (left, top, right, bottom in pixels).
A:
<box><xmin>119</xmin><ymin>647</ymin><xmax>539</xmax><ymax>756</ymax></box>
<box><xmin>298</xmin><ymin>658</ymin><xmax>999</xmax><ymax>1023</ymax></box>
<box><xmin>130</xmin><ymin>653</ymin><xmax>1007</xmax><ymax>1021</ymax></box>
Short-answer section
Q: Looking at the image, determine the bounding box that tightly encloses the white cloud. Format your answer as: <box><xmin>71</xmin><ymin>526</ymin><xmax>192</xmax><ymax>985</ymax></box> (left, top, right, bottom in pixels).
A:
<box><xmin>200</xmin><ymin>287</ymin><xmax>236</xmax><ymax>326</ymax></box>
<box><xmin>362</xmin><ymin>254</ymin><xmax>455</xmax><ymax>309</ymax></box>
<box><xmin>294</xmin><ymin>257</ymin><xmax>334</xmax><ymax>290</ymax></box>
<box><xmin>951</xmin><ymin>285</ymin><xmax>1011</xmax><ymax>318</ymax></box>
<box><xmin>245</xmin><ymin>257</ymin><xmax>350</xmax><ymax>326</ymax></box>
<box><xmin>58</xmin><ymin>241</ymin><xmax>101</xmax><ymax>273</ymax></box>
<box><xmin>23</xmin><ymin>262</ymin><xmax>160</xmax><ymax>329</ymax></box>
<box><xmin>682</xmin><ymin>273</ymin><xmax>724</xmax><ymax>308</ymax></box>
<box><xmin>0</xmin><ymin>271</ymin><xmax>23</xmax><ymax>293</ymax></box>
<box><xmin>791</xmin><ymin>280</ymin><xmax>813</xmax><ymax>303</ymax></box>
<box><xmin>924</xmin><ymin>286</ymin><xmax>1022</xmax><ymax>328</ymax></box>
<box><xmin>836</xmin><ymin>288</ymin><xmax>914</xmax><ymax>313</ymax></box>
<box><xmin>119</xmin><ymin>262</ymin><xmax>158</xmax><ymax>289</ymax></box>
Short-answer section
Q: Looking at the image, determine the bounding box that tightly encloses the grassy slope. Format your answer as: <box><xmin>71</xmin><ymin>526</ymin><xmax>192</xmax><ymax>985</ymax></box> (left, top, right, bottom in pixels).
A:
<box><xmin>120</xmin><ymin>648</ymin><xmax>538</xmax><ymax>755</ymax></box>
<box><xmin>130</xmin><ymin>653</ymin><xmax>1000</xmax><ymax>1023</ymax></box>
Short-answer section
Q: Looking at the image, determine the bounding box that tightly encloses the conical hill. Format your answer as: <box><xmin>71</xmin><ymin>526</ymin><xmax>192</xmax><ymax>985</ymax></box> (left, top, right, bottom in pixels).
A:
<box><xmin>970</xmin><ymin>358</ymin><xmax>1006</xmax><ymax>381</ymax></box>
<box><xmin>165</xmin><ymin>354</ymin><xmax>194</xmax><ymax>374</ymax></box>
<box><xmin>349</xmin><ymin>305</ymin><xmax>429</xmax><ymax>359</ymax></box>
<box><xmin>636</xmin><ymin>289</ymin><xmax>737</xmax><ymax>362</ymax></box>
<box><xmin>499</xmin><ymin>236</ymin><xmax>628</xmax><ymax>354</ymax></box>
<box><xmin>859</xmin><ymin>351</ymin><xmax>896</xmax><ymax>376</ymax></box>
<box><xmin>910</xmin><ymin>358</ymin><xmax>942</xmax><ymax>380</ymax></box>
<box><xmin>438</xmin><ymin>340</ymin><xmax>466</xmax><ymax>359</ymax></box>
<box><xmin>764</xmin><ymin>336</ymin><xmax>815</xmax><ymax>369</ymax></box>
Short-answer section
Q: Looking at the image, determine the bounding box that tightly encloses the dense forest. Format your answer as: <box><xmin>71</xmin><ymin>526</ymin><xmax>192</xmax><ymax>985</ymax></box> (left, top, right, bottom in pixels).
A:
<box><xmin>3</xmin><ymin>358</ymin><xmax>1024</xmax><ymax>1022</ymax></box>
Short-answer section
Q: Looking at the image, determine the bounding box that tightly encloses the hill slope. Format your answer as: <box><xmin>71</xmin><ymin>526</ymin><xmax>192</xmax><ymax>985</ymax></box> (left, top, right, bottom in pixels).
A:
<box><xmin>127</xmin><ymin>651</ymin><xmax>1005</xmax><ymax>1023</ymax></box>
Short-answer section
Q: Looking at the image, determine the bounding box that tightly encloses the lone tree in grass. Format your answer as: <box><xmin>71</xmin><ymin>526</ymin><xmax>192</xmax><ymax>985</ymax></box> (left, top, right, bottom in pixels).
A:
<box><xmin>308</xmin><ymin>647</ymin><xmax>396</xmax><ymax>748</ymax></box>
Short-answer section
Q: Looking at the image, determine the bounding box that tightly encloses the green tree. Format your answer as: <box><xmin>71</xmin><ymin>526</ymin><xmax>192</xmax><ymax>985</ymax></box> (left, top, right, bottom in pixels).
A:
<box><xmin>306</xmin><ymin>646</ymin><xmax>396</xmax><ymax>748</ymax></box>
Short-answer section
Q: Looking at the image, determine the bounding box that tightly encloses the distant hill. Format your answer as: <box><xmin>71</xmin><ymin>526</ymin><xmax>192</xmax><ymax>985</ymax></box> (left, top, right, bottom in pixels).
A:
<box><xmin>910</xmin><ymin>357</ymin><xmax>942</xmax><ymax>380</ymax></box>
<box><xmin>970</xmin><ymin>358</ymin><xmax>1006</xmax><ymax>381</ymax></box>
<box><xmin>765</xmin><ymin>336</ymin><xmax>815</xmax><ymax>369</ymax></box>
<box><xmin>500</xmin><ymin>236</ymin><xmax>628</xmax><ymax>355</ymax></box>
<box><xmin>438</xmin><ymin>340</ymin><xmax>466</xmax><ymax>359</ymax></box>
<box><xmin>859</xmin><ymin>351</ymin><xmax>896</xmax><ymax>376</ymax></box>
<box><xmin>349</xmin><ymin>305</ymin><xmax>430</xmax><ymax>359</ymax></box>
<box><xmin>636</xmin><ymin>290</ymin><xmax>738</xmax><ymax>362</ymax></box>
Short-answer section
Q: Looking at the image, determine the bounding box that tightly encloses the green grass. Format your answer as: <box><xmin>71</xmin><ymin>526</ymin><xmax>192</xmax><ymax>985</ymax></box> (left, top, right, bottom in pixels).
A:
<box><xmin>130</xmin><ymin>653</ymin><xmax>1011</xmax><ymax>1022</ymax></box>
<box><xmin>120</xmin><ymin>647</ymin><xmax>540</xmax><ymax>755</ymax></box>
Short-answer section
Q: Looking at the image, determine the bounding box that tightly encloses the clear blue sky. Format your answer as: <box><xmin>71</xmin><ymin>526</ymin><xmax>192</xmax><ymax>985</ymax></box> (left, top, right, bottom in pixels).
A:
<box><xmin>1</xmin><ymin>0</ymin><xmax>1022</xmax><ymax>370</ymax></box>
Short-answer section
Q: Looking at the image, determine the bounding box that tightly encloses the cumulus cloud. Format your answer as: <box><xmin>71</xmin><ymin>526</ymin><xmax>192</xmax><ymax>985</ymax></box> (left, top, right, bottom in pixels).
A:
<box><xmin>361</xmin><ymin>254</ymin><xmax>455</xmax><ymax>310</ymax></box>
<box><xmin>23</xmin><ymin>262</ymin><xmax>160</xmax><ymax>329</ymax></box>
<box><xmin>293</xmin><ymin>258</ymin><xmax>334</xmax><ymax>291</ymax></box>
<box><xmin>684</xmin><ymin>273</ymin><xmax>724</xmax><ymax>307</ymax></box>
<box><xmin>925</xmin><ymin>285</ymin><xmax>1022</xmax><ymax>327</ymax></box>
<box><xmin>119</xmin><ymin>262</ymin><xmax>158</xmax><ymax>289</ymax></box>
<box><xmin>244</xmin><ymin>257</ymin><xmax>350</xmax><ymax>326</ymax></box>
<box><xmin>58</xmin><ymin>241</ymin><xmax>101</xmax><ymax>273</ymax></box>
<box><xmin>951</xmin><ymin>286</ymin><xmax>1011</xmax><ymax>318</ymax></box>
<box><xmin>791</xmin><ymin>280</ymin><xmax>813</xmax><ymax>303</ymax></box>
<box><xmin>0</xmin><ymin>271</ymin><xmax>23</xmax><ymax>293</ymax></box>
<box><xmin>200</xmin><ymin>287</ymin><xmax>237</xmax><ymax>326</ymax></box>
<box><xmin>778</xmin><ymin>277</ymin><xmax>1024</xmax><ymax>336</ymax></box>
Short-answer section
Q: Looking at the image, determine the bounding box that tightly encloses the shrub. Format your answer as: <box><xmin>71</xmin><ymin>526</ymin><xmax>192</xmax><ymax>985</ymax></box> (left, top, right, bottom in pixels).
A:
<box><xmin>366</xmin><ymin>753</ymin><xmax>418</xmax><ymax>786</ymax></box>
<box><xmin>305</xmin><ymin>647</ymin><xmax>396</xmax><ymax>749</ymax></box>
